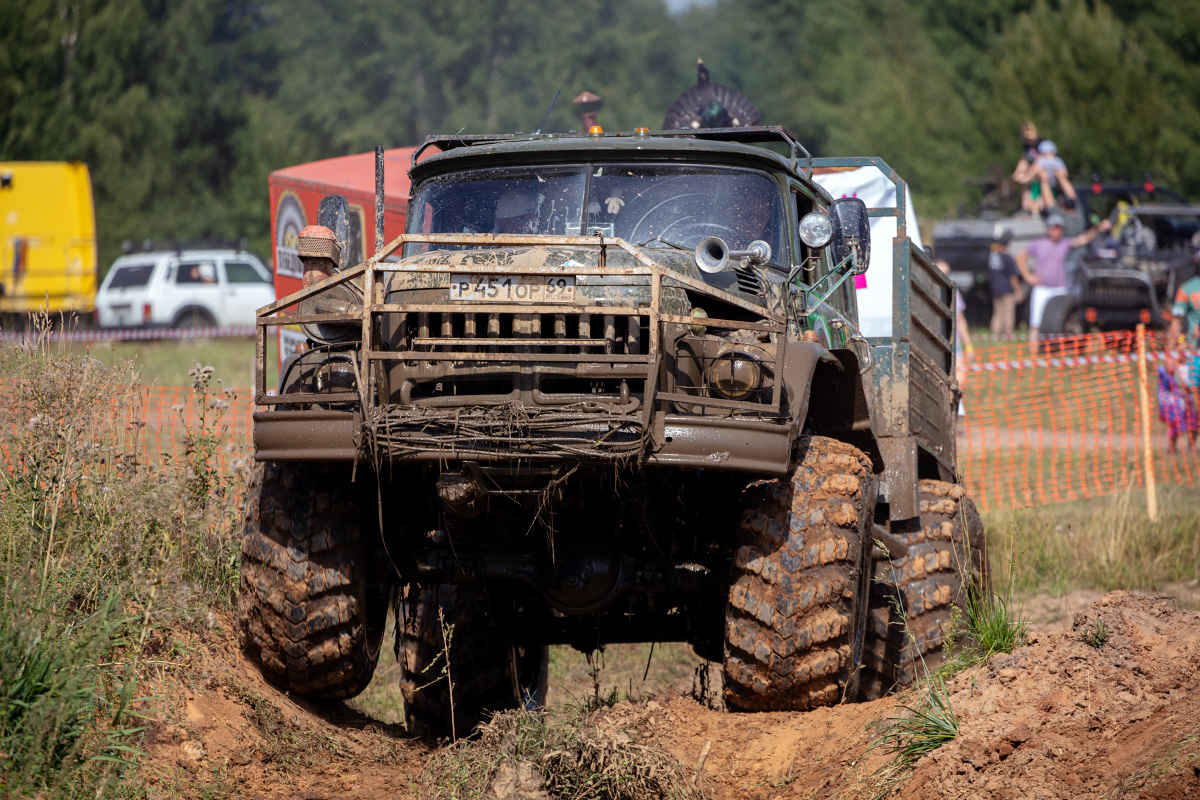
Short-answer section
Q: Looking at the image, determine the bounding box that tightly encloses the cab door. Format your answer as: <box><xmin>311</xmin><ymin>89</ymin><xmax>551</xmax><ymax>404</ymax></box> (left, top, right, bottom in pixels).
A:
<box><xmin>219</xmin><ymin>257</ymin><xmax>275</xmax><ymax>327</ymax></box>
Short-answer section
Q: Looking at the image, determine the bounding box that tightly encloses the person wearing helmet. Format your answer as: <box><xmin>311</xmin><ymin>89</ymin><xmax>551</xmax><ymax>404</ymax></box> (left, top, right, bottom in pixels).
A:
<box><xmin>495</xmin><ymin>187</ymin><xmax>539</xmax><ymax>234</ymax></box>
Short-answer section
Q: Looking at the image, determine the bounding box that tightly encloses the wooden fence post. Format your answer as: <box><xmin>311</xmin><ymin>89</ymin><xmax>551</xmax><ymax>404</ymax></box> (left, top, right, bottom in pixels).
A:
<box><xmin>1136</xmin><ymin>323</ymin><xmax>1158</xmax><ymax>521</ymax></box>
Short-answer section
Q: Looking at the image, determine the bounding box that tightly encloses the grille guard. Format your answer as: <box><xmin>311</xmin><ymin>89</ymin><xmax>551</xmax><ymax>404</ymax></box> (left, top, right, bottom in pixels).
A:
<box><xmin>254</xmin><ymin>233</ymin><xmax>788</xmax><ymax>462</ymax></box>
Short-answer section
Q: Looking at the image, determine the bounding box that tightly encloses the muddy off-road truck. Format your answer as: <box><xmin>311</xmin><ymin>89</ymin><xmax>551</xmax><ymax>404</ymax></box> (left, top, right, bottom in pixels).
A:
<box><xmin>237</xmin><ymin>127</ymin><xmax>986</xmax><ymax>737</ymax></box>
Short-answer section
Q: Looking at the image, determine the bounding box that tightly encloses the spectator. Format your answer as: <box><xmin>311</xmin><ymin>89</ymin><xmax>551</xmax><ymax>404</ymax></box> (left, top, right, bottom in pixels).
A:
<box><xmin>1157</xmin><ymin>352</ymin><xmax>1197</xmax><ymax>454</ymax></box>
<box><xmin>1011</xmin><ymin>121</ymin><xmax>1043</xmax><ymax>215</ymax></box>
<box><xmin>987</xmin><ymin>229</ymin><xmax>1021</xmax><ymax>336</ymax></box>
<box><xmin>1166</xmin><ymin>249</ymin><xmax>1200</xmax><ymax>424</ymax></box>
<box><xmin>1017</xmin><ymin>213</ymin><xmax>1111</xmax><ymax>353</ymax></box>
<box><xmin>1031</xmin><ymin>140</ymin><xmax>1079</xmax><ymax>213</ymax></box>
<box><xmin>936</xmin><ymin>259</ymin><xmax>973</xmax><ymax>416</ymax></box>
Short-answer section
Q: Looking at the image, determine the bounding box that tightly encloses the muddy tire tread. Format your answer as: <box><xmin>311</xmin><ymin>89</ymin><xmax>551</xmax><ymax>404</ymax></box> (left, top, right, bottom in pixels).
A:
<box><xmin>400</xmin><ymin>585</ymin><xmax>545</xmax><ymax>740</ymax></box>
<box><xmin>859</xmin><ymin>479</ymin><xmax>987</xmax><ymax>700</ymax></box>
<box><xmin>237</xmin><ymin>461</ymin><xmax>384</xmax><ymax>700</ymax></box>
<box><xmin>723</xmin><ymin>435</ymin><xmax>875</xmax><ymax>712</ymax></box>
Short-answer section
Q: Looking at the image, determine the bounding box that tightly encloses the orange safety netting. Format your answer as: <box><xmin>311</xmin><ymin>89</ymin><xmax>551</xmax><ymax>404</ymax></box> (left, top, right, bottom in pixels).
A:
<box><xmin>959</xmin><ymin>330</ymin><xmax>1200</xmax><ymax>511</ymax></box>
<box><xmin>9</xmin><ymin>333</ymin><xmax>1194</xmax><ymax>515</ymax></box>
<box><xmin>134</xmin><ymin>385</ymin><xmax>255</xmax><ymax>471</ymax></box>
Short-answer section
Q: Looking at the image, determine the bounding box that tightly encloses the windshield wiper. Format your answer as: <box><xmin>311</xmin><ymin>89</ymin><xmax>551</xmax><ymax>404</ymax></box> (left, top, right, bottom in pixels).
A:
<box><xmin>636</xmin><ymin>235</ymin><xmax>688</xmax><ymax>250</ymax></box>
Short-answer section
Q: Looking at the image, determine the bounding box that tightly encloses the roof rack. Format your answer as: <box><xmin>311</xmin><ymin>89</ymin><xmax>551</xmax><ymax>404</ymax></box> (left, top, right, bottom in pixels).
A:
<box><xmin>411</xmin><ymin>125</ymin><xmax>814</xmax><ymax>176</ymax></box>
<box><xmin>120</xmin><ymin>237</ymin><xmax>252</xmax><ymax>256</ymax></box>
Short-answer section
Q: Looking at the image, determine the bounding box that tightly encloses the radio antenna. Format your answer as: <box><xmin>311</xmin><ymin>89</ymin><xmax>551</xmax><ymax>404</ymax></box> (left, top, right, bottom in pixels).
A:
<box><xmin>534</xmin><ymin>89</ymin><xmax>561</xmax><ymax>135</ymax></box>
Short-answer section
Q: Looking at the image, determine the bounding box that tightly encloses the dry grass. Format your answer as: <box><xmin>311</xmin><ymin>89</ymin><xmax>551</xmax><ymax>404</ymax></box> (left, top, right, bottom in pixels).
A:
<box><xmin>982</xmin><ymin>487</ymin><xmax>1200</xmax><ymax>601</ymax></box>
<box><xmin>417</xmin><ymin>704</ymin><xmax>706</xmax><ymax>800</ymax></box>
<box><xmin>0</xmin><ymin>313</ymin><xmax>247</xmax><ymax>797</ymax></box>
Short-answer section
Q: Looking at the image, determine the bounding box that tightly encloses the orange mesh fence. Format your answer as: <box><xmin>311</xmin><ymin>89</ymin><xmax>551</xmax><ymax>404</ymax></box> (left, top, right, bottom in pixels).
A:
<box><xmin>136</xmin><ymin>385</ymin><xmax>254</xmax><ymax>472</ymax></box>
<box><xmin>960</xmin><ymin>330</ymin><xmax>1200</xmax><ymax>512</ymax></box>
<box><xmin>7</xmin><ymin>332</ymin><xmax>1196</xmax><ymax>515</ymax></box>
<box><xmin>2</xmin><ymin>386</ymin><xmax>253</xmax><ymax>474</ymax></box>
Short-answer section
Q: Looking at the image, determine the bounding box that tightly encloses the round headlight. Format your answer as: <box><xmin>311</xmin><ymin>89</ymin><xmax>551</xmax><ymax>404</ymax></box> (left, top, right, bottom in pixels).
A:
<box><xmin>705</xmin><ymin>351</ymin><xmax>763</xmax><ymax>400</ymax></box>
<box><xmin>799</xmin><ymin>212</ymin><xmax>834</xmax><ymax>249</ymax></box>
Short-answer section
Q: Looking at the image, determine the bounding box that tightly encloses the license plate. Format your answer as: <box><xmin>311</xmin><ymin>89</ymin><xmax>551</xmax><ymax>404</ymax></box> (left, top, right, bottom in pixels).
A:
<box><xmin>449</xmin><ymin>274</ymin><xmax>576</xmax><ymax>304</ymax></box>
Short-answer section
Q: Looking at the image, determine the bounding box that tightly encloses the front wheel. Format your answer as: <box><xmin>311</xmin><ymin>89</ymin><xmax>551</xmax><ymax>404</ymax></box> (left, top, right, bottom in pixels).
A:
<box><xmin>724</xmin><ymin>435</ymin><xmax>876</xmax><ymax>711</ymax></box>
<box><xmin>237</xmin><ymin>461</ymin><xmax>391</xmax><ymax>700</ymax></box>
<box><xmin>1039</xmin><ymin>294</ymin><xmax>1082</xmax><ymax>337</ymax></box>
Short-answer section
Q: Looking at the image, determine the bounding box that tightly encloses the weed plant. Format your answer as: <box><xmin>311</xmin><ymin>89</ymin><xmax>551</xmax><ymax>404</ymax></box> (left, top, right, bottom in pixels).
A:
<box><xmin>0</xmin><ymin>314</ymin><xmax>247</xmax><ymax>797</ymax></box>
<box><xmin>877</xmin><ymin>674</ymin><xmax>959</xmax><ymax>769</ymax></box>
<box><xmin>1083</xmin><ymin>618</ymin><xmax>1109</xmax><ymax>649</ymax></box>
<box><xmin>418</xmin><ymin>703</ymin><xmax>705</xmax><ymax>800</ymax></box>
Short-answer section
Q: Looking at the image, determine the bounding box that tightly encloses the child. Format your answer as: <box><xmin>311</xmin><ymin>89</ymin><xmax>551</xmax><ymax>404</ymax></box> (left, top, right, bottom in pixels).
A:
<box><xmin>1157</xmin><ymin>353</ymin><xmax>1198</xmax><ymax>453</ymax></box>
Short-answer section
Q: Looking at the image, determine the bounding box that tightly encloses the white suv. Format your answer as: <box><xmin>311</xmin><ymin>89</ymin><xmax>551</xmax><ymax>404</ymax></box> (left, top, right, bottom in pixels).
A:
<box><xmin>96</xmin><ymin>249</ymin><xmax>275</xmax><ymax>329</ymax></box>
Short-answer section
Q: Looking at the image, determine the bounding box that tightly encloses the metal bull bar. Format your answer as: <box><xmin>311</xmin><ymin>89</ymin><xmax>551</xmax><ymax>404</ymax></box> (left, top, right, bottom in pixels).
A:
<box><xmin>254</xmin><ymin>232</ymin><xmax>787</xmax><ymax>462</ymax></box>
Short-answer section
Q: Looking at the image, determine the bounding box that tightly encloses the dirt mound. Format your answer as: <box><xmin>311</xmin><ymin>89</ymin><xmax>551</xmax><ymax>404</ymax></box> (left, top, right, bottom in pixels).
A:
<box><xmin>137</xmin><ymin>592</ymin><xmax>1200</xmax><ymax>799</ymax></box>
<box><xmin>903</xmin><ymin>591</ymin><xmax>1200</xmax><ymax>800</ymax></box>
<box><xmin>136</xmin><ymin>615</ymin><xmax>428</xmax><ymax>799</ymax></box>
<box><xmin>604</xmin><ymin>591</ymin><xmax>1200</xmax><ymax>799</ymax></box>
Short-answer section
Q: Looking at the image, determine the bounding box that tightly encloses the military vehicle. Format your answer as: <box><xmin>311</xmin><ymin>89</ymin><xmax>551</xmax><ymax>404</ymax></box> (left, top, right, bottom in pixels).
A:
<box><xmin>236</xmin><ymin>127</ymin><xmax>986</xmax><ymax>737</ymax></box>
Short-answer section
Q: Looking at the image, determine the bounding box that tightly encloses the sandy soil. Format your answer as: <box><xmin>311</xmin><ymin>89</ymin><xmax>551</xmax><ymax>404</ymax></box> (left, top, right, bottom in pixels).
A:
<box><xmin>139</xmin><ymin>590</ymin><xmax>1200</xmax><ymax>799</ymax></box>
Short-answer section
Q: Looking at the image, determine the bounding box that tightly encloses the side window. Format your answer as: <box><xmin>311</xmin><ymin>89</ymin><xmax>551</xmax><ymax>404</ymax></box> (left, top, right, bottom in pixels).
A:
<box><xmin>225</xmin><ymin>260</ymin><xmax>270</xmax><ymax>284</ymax></box>
<box><xmin>106</xmin><ymin>263</ymin><xmax>154</xmax><ymax>289</ymax></box>
<box><xmin>177</xmin><ymin>260</ymin><xmax>218</xmax><ymax>285</ymax></box>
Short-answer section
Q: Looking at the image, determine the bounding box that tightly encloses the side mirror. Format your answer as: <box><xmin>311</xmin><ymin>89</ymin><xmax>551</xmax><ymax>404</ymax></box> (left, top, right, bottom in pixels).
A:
<box><xmin>829</xmin><ymin>197</ymin><xmax>871</xmax><ymax>275</ymax></box>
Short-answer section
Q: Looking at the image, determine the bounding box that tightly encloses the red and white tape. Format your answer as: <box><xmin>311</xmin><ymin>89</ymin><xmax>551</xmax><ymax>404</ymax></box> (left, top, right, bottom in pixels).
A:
<box><xmin>0</xmin><ymin>326</ymin><xmax>256</xmax><ymax>343</ymax></box>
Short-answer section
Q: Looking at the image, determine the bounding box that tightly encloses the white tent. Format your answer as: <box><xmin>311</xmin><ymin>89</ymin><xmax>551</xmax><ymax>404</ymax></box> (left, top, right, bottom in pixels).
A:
<box><xmin>813</xmin><ymin>167</ymin><xmax>924</xmax><ymax>338</ymax></box>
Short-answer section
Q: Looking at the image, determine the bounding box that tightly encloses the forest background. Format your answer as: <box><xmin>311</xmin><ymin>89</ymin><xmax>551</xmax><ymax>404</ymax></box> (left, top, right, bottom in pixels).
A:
<box><xmin>3</xmin><ymin>0</ymin><xmax>1199</xmax><ymax>271</ymax></box>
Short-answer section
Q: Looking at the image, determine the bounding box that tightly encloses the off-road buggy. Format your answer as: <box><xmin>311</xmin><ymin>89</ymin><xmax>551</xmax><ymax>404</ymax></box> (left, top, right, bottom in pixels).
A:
<box><xmin>1040</xmin><ymin>203</ymin><xmax>1200</xmax><ymax>336</ymax></box>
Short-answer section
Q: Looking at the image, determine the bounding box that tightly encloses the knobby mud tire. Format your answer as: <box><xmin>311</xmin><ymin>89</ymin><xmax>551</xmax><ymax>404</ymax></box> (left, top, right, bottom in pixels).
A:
<box><xmin>723</xmin><ymin>435</ymin><xmax>876</xmax><ymax>712</ymax></box>
<box><xmin>237</xmin><ymin>461</ymin><xmax>390</xmax><ymax>701</ymax></box>
<box><xmin>400</xmin><ymin>585</ymin><xmax>549</xmax><ymax>740</ymax></box>
<box><xmin>860</xmin><ymin>479</ymin><xmax>988</xmax><ymax>700</ymax></box>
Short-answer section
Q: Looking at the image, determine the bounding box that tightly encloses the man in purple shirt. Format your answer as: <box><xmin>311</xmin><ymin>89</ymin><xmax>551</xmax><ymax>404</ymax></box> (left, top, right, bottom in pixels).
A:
<box><xmin>1017</xmin><ymin>213</ymin><xmax>1111</xmax><ymax>353</ymax></box>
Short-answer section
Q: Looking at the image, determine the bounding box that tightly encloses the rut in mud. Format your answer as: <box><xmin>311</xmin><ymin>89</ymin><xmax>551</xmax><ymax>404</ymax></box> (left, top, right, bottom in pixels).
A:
<box><xmin>139</xmin><ymin>591</ymin><xmax>1200</xmax><ymax>800</ymax></box>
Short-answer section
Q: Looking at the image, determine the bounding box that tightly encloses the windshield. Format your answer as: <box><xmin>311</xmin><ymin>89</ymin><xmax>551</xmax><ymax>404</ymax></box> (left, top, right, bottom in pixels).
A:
<box><xmin>406</xmin><ymin>163</ymin><xmax>785</xmax><ymax>264</ymax></box>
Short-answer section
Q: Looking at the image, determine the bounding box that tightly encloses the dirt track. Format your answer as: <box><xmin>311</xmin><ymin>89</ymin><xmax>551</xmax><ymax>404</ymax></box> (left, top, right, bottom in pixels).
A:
<box><xmin>139</xmin><ymin>591</ymin><xmax>1200</xmax><ymax>799</ymax></box>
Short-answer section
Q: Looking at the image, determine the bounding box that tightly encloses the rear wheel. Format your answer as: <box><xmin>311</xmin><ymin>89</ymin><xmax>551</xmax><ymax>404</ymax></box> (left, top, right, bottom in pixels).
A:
<box><xmin>723</xmin><ymin>435</ymin><xmax>876</xmax><ymax>711</ymax></box>
<box><xmin>399</xmin><ymin>585</ymin><xmax>548</xmax><ymax>740</ymax></box>
<box><xmin>237</xmin><ymin>461</ymin><xmax>391</xmax><ymax>700</ymax></box>
<box><xmin>859</xmin><ymin>480</ymin><xmax>987</xmax><ymax>699</ymax></box>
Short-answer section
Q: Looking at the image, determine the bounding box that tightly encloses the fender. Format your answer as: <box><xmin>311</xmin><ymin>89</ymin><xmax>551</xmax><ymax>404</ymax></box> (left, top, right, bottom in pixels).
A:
<box><xmin>781</xmin><ymin>340</ymin><xmax>883</xmax><ymax>474</ymax></box>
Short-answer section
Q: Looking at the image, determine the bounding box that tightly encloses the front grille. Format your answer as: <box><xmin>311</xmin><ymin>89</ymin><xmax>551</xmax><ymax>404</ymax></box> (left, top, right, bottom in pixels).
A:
<box><xmin>1083</xmin><ymin>277</ymin><xmax>1152</xmax><ymax>308</ymax></box>
<box><xmin>401</xmin><ymin>311</ymin><xmax>650</xmax><ymax>356</ymax></box>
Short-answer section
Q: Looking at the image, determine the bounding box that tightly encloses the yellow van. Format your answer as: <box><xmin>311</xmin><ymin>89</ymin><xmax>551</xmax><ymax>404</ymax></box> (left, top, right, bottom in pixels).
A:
<box><xmin>0</xmin><ymin>162</ymin><xmax>98</xmax><ymax>322</ymax></box>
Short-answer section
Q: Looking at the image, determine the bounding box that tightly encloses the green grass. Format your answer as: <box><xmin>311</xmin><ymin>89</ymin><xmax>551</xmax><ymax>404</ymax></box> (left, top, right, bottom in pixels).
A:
<box><xmin>70</xmin><ymin>337</ymin><xmax>259</xmax><ymax>390</ymax></box>
<box><xmin>348</xmin><ymin>635</ymin><xmax>704</xmax><ymax>727</ymax></box>
<box><xmin>547</xmin><ymin>641</ymin><xmax>703</xmax><ymax>707</ymax></box>
<box><xmin>982</xmin><ymin>487</ymin><xmax>1200</xmax><ymax>600</ymax></box>
<box><xmin>876</xmin><ymin>675</ymin><xmax>959</xmax><ymax>769</ymax></box>
<box><xmin>0</xmin><ymin>315</ymin><xmax>245</xmax><ymax>797</ymax></box>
